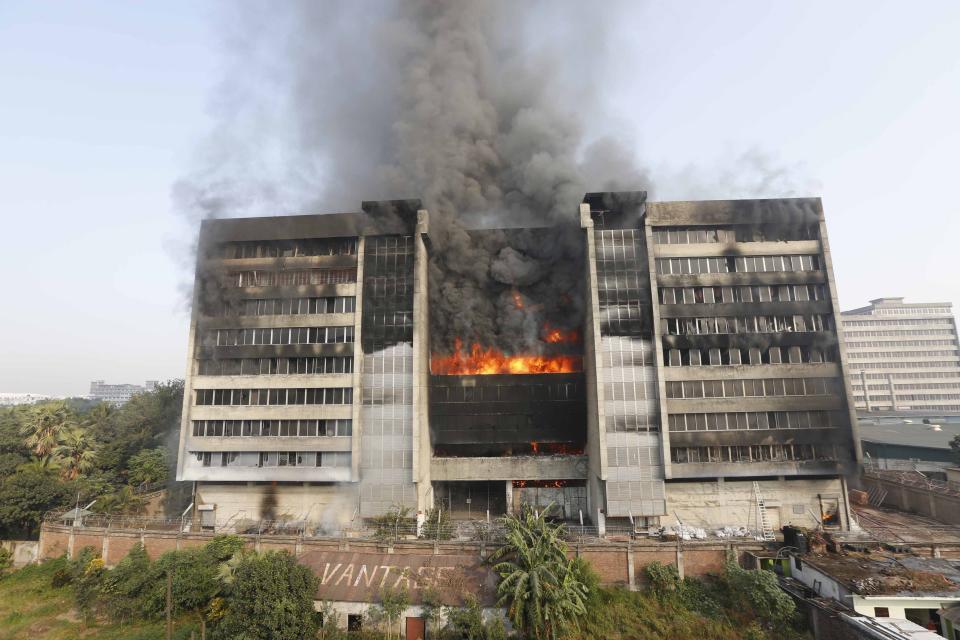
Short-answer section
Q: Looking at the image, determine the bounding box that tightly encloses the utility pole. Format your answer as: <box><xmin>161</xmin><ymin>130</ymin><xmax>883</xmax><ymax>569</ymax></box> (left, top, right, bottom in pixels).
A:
<box><xmin>166</xmin><ymin>571</ymin><xmax>172</xmax><ymax>640</ymax></box>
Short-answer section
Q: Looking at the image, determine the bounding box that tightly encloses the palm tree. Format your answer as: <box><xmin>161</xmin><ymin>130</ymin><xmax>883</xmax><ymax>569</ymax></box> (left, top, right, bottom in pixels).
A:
<box><xmin>53</xmin><ymin>427</ymin><xmax>97</xmax><ymax>481</ymax></box>
<box><xmin>489</xmin><ymin>506</ymin><xmax>588</xmax><ymax>640</ymax></box>
<box><xmin>83</xmin><ymin>401</ymin><xmax>113</xmax><ymax>433</ymax></box>
<box><xmin>19</xmin><ymin>401</ymin><xmax>75</xmax><ymax>458</ymax></box>
<box><xmin>95</xmin><ymin>485</ymin><xmax>146</xmax><ymax>515</ymax></box>
<box><xmin>16</xmin><ymin>455</ymin><xmax>62</xmax><ymax>475</ymax></box>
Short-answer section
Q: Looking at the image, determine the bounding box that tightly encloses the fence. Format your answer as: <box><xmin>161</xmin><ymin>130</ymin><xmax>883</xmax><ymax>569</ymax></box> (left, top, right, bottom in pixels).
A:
<box><xmin>43</xmin><ymin>508</ymin><xmax>757</xmax><ymax>546</ymax></box>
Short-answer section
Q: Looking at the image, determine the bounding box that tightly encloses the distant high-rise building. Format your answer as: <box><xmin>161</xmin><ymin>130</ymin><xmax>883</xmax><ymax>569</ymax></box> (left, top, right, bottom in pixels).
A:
<box><xmin>841</xmin><ymin>298</ymin><xmax>960</xmax><ymax>413</ymax></box>
<box><xmin>89</xmin><ymin>380</ymin><xmax>153</xmax><ymax>405</ymax></box>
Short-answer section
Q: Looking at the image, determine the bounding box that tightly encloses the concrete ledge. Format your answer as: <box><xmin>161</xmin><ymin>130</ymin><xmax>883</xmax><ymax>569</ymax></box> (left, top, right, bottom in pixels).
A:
<box><xmin>669</xmin><ymin>460</ymin><xmax>844</xmax><ymax>479</ymax></box>
<box><xmin>430</xmin><ymin>456</ymin><xmax>588</xmax><ymax>481</ymax></box>
<box><xmin>181</xmin><ymin>466</ymin><xmax>352</xmax><ymax>482</ymax></box>
<box><xmin>654</xmin><ymin>240</ymin><xmax>821</xmax><ymax>258</ymax></box>
<box><xmin>663</xmin><ymin>363</ymin><xmax>841</xmax><ymax>381</ymax></box>
<box><xmin>183</xmin><ymin>436</ymin><xmax>352</xmax><ymax>452</ymax></box>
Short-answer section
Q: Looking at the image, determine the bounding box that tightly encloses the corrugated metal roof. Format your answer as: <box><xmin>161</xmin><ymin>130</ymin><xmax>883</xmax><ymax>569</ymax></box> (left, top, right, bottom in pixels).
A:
<box><xmin>859</xmin><ymin>421</ymin><xmax>960</xmax><ymax>450</ymax></box>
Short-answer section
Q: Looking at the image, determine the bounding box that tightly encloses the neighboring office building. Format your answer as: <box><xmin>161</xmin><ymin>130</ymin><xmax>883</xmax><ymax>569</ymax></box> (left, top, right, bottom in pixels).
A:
<box><xmin>0</xmin><ymin>392</ymin><xmax>52</xmax><ymax>406</ymax></box>
<box><xmin>841</xmin><ymin>298</ymin><xmax>960</xmax><ymax>414</ymax></box>
<box><xmin>176</xmin><ymin>194</ymin><xmax>860</xmax><ymax>531</ymax></box>
<box><xmin>89</xmin><ymin>379</ymin><xmax>158</xmax><ymax>405</ymax></box>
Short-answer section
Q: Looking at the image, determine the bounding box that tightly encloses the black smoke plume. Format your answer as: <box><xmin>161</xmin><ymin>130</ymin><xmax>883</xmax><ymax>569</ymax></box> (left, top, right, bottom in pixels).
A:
<box><xmin>174</xmin><ymin>1</ymin><xmax>651</xmax><ymax>355</ymax></box>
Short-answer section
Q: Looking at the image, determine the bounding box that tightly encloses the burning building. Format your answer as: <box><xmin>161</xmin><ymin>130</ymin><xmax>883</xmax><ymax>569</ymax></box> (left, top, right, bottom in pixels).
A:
<box><xmin>175</xmin><ymin>192</ymin><xmax>861</xmax><ymax>531</ymax></box>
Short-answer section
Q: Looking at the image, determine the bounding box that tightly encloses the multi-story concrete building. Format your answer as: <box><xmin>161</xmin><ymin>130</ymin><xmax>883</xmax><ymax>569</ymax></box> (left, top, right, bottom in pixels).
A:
<box><xmin>841</xmin><ymin>298</ymin><xmax>960</xmax><ymax>413</ymax></box>
<box><xmin>89</xmin><ymin>380</ymin><xmax>158</xmax><ymax>405</ymax></box>
<box><xmin>176</xmin><ymin>194</ymin><xmax>860</xmax><ymax>531</ymax></box>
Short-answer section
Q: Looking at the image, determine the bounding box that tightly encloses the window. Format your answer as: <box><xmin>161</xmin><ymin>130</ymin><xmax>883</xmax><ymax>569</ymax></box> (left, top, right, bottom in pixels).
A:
<box><xmin>874</xmin><ymin>608</ymin><xmax>889</xmax><ymax>618</ymax></box>
<box><xmin>195</xmin><ymin>388</ymin><xmax>353</xmax><ymax>406</ymax></box>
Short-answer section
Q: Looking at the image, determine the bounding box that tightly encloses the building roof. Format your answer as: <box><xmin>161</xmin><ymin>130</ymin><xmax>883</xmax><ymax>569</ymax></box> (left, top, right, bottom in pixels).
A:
<box><xmin>842</xmin><ymin>297</ymin><xmax>954</xmax><ymax>316</ymax></box>
<box><xmin>802</xmin><ymin>553</ymin><xmax>960</xmax><ymax>597</ymax></box>
<box><xmin>842</xmin><ymin>615</ymin><xmax>944</xmax><ymax>640</ymax></box>
<box><xmin>859</xmin><ymin>421</ymin><xmax>960</xmax><ymax>451</ymax></box>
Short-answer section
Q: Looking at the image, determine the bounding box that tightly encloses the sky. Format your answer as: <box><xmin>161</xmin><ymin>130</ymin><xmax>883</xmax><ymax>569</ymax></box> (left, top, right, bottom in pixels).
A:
<box><xmin>1</xmin><ymin>1</ymin><xmax>959</xmax><ymax>397</ymax></box>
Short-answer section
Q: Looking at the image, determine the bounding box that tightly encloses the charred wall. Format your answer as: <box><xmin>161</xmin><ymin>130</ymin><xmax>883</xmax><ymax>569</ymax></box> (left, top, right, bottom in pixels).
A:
<box><xmin>429</xmin><ymin>373</ymin><xmax>586</xmax><ymax>457</ymax></box>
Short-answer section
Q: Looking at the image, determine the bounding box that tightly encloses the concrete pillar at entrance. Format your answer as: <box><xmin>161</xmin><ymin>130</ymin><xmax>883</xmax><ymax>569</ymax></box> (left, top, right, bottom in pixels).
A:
<box><xmin>505</xmin><ymin>481</ymin><xmax>514</xmax><ymax>514</ymax></box>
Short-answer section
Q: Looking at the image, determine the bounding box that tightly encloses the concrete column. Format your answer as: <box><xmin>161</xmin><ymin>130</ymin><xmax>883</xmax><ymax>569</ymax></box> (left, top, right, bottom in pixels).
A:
<box><xmin>412</xmin><ymin>210</ymin><xmax>433</xmax><ymax>513</ymax></box>
<box><xmin>840</xmin><ymin>475</ymin><xmax>853</xmax><ymax>531</ymax></box>
<box><xmin>675</xmin><ymin>543</ymin><xmax>685</xmax><ymax>579</ymax></box>
<box><xmin>349</xmin><ymin>236</ymin><xmax>365</xmax><ymax>484</ymax></box>
<box><xmin>860</xmin><ymin>370</ymin><xmax>872</xmax><ymax>411</ymax></box>
<box><xmin>626</xmin><ymin>544</ymin><xmax>636</xmax><ymax>591</ymax></box>
<box><xmin>887</xmin><ymin>374</ymin><xmax>898</xmax><ymax>411</ymax></box>
<box><xmin>67</xmin><ymin>529</ymin><xmax>75</xmax><ymax>560</ymax></box>
<box><xmin>505</xmin><ymin>481</ymin><xmax>514</xmax><ymax>514</ymax></box>
<box><xmin>102</xmin><ymin>532</ymin><xmax>111</xmax><ymax>565</ymax></box>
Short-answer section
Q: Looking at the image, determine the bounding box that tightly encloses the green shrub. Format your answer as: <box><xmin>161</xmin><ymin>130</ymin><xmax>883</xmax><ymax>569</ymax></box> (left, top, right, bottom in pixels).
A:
<box><xmin>0</xmin><ymin>546</ymin><xmax>12</xmax><ymax>573</ymax></box>
<box><xmin>645</xmin><ymin>561</ymin><xmax>681</xmax><ymax>597</ymax></box>
<box><xmin>100</xmin><ymin>543</ymin><xmax>151</xmax><ymax>624</ymax></box>
<box><xmin>212</xmin><ymin>550</ymin><xmax>318</xmax><ymax>640</ymax></box>
<box><xmin>720</xmin><ymin>561</ymin><xmax>797</xmax><ymax>631</ymax></box>
<box><xmin>418</xmin><ymin>507</ymin><xmax>453</xmax><ymax>541</ymax></box>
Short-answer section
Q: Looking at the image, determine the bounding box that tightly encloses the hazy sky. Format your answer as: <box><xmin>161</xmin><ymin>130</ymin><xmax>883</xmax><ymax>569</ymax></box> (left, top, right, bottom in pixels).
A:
<box><xmin>1</xmin><ymin>1</ymin><xmax>959</xmax><ymax>396</ymax></box>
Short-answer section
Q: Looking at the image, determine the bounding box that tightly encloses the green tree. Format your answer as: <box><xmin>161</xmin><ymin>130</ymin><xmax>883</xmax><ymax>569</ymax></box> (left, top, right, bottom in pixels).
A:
<box><xmin>420</xmin><ymin>586</ymin><xmax>445</xmax><ymax>639</ymax></box>
<box><xmin>94</xmin><ymin>485</ymin><xmax>146</xmax><ymax>515</ymax></box>
<box><xmin>19</xmin><ymin>402</ymin><xmax>75</xmax><ymax>458</ymax></box>
<box><xmin>53</xmin><ymin>427</ymin><xmax>97</xmax><ymax>481</ymax></box>
<box><xmin>0</xmin><ymin>468</ymin><xmax>73</xmax><ymax>538</ymax></box>
<box><xmin>369</xmin><ymin>586</ymin><xmax>409</xmax><ymax>639</ymax></box>
<box><xmin>92</xmin><ymin>380</ymin><xmax>183</xmax><ymax>483</ymax></box>
<box><xmin>127</xmin><ymin>447</ymin><xmax>169</xmax><ymax>486</ymax></box>
<box><xmin>142</xmin><ymin>536</ymin><xmax>245</xmax><ymax>639</ymax></box>
<box><xmin>488</xmin><ymin>506</ymin><xmax>588</xmax><ymax>640</ymax></box>
<box><xmin>0</xmin><ymin>406</ymin><xmax>31</xmax><ymax>475</ymax></box>
<box><xmin>213</xmin><ymin>551</ymin><xmax>319</xmax><ymax>640</ymax></box>
<box><xmin>16</xmin><ymin>455</ymin><xmax>62</xmax><ymax>475</ymax></box>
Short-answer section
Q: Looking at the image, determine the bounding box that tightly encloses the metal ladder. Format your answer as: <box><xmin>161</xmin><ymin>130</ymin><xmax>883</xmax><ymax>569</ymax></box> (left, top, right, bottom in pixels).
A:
<box><xmin>753</xmin><ymin>482</ymin><xmax>775</xmax><ymax>541</ymax></box>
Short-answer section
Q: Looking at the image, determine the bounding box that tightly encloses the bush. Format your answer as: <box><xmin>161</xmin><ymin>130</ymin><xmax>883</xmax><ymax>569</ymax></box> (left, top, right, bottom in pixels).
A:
<box><xmin>0</xmin><ymin>547</ymin><xmax>12</xmax><ymax>574</ymax></box>
<box><xmin>73</xmin><ymin>555</ymin><xmax>106</xmax><ymax>620</ymax></box>
<box><xmin>720</xmin><ymin>561</ymin><xmax>796</xmax><ymax>631</ymax></box>
<box><xmin>645</xmin><ymin>561</ymin><xmax>680</xmax><ymax>597</ymax></box>
<box><xmin>370</xmin><ymin>504</ymin><xmax>415</xmax><ymax>541</ymax></box>
<box><xmin>100</xmin><ymin>543</ymin><xmax>151</xmax><ymax>624</ymax></box>
<box><xmin>418</xmin><ymin>507</ymin><xmax>453</xmax><ymax>541</ymax></box>
<box><xmin>213</xmin><ymin>551</ymin><xmax>319</xmax><ymax>640</ymax></box>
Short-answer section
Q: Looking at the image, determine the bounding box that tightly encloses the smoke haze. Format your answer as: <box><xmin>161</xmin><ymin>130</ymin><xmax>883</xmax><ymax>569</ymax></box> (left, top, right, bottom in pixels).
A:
<box><xmin>175</xmin><ymin>1</ymin><xmax>806</xmax><ymax>354</ymax></box>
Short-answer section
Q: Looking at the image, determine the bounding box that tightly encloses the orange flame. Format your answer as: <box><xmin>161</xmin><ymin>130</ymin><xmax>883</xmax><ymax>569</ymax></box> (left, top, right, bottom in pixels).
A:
<box><xmin>542</xmin><ymin>324</ymin><xmax>580</xmax><ymax>344</ymax></box>
<box><xmin>431</xmin><ymin>339</ymin><xmax>582</xmax><ymax>375</ymax></box>
<box><xmin>513</xmin><ymin>479</ymin><xmax>571</xmax><ymax>488</ymax></box>
<box><xmin>512</xmin><ymin>289</ymin><xmax>524</xmax><ymax>309</ymax></box>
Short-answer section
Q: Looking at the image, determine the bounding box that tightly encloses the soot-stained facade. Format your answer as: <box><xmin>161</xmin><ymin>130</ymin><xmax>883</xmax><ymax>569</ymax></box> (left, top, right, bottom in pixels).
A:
<box><xmin>176</xmin><ymin>192</ymin><xmax>861</xmax><ymax>530</ymax></box>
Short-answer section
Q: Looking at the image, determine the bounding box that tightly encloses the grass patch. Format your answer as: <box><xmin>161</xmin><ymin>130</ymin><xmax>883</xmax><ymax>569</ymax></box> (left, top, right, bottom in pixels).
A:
<box><xmin>0</xmin><ymin>559</ymin><xmax>194</xmax><ymax>640</ymax></box>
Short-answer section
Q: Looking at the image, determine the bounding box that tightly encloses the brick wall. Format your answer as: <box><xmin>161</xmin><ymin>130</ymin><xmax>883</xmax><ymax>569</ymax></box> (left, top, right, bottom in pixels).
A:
<box><xmin>38</xmin><ymin>523</ymin><xmax>760</xmax><ymax>592</ymax></box>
